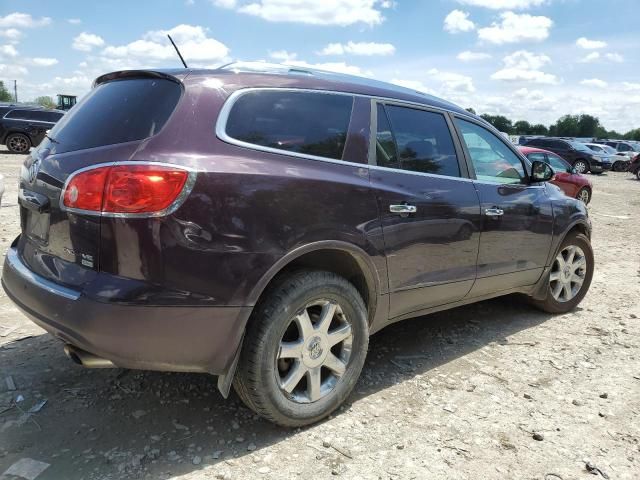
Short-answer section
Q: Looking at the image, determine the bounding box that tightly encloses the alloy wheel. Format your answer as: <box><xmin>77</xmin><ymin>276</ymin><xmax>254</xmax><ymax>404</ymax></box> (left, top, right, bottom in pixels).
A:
<box><xmin>549</xmin><ymin>245</ymin><xmax>587</xmax><ymax>302</ymax></box>
<box><xmin>276</xmin><ymin>299</ymin><xmax>353</xmax><ymax>403</ymax></box>
<box><xmin>8</xmin><ymin>135</ymin><xmax>29</xmax><ymax>153</ymax></box>
<box><xmin>574</xmin><ymin>161</ymin><xmax>587</xmax><ymax>174</ymax></box>
<box><xmin>577</xmin><ymin>189</ymin><xmax>590</xmax><ymax>204</ymax></box>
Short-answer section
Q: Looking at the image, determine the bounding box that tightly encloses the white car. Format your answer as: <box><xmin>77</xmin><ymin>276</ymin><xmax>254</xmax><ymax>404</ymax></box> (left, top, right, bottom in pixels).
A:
<box><xmin>584</xmin><ymin>143</ymin><xmax>630</xmax><ymax>172</ymax></box>
<box><xmin>0</xmin><ymin>173</ymin><xmax>4</xmax><ymax>208</ymax></box>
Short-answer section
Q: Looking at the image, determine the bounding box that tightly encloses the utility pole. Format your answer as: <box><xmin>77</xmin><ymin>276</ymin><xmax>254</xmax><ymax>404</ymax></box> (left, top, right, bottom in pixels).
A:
<box><xmin>14</xmin><ymin>80</ymin><xmax>17</xmax><ymax>103</ymax></box>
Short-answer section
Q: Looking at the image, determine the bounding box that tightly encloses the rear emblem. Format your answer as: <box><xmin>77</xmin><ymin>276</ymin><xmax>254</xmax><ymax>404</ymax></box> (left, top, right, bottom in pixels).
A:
<box><xmin>27</xmin><ymin>159</ymin><xmax>40</xmax><ymax>184</ymax></box>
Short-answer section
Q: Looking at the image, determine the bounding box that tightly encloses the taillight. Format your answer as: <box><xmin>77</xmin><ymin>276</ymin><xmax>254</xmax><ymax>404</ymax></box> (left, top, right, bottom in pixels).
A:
<box><xmin>62</xmin><ymin>163</ymin><xmax>193</xmax><ymax>216</ymax></box>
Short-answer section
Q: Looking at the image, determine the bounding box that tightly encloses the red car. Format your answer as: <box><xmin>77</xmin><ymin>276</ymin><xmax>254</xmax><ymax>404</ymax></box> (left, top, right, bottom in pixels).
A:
<box><xmin>519</xmin><ymin>146</ymin><xmax>593</xmax><ymax>204</ymax></box>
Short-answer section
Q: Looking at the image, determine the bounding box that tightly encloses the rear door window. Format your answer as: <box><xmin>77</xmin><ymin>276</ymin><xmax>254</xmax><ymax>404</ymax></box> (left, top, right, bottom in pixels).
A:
<box><xmin>47</xmin><ymin>78</ymin><xmax>182</xmax><ymax>154</ymax></box>
<box><xmin>526</xmin><ymin>152</ymin><xmax>547</xmax><ymax>163</ymax></box>
<box><xmin>224</xmin><ymin>90</ymin><xmax>354</xmax><ymax>161</ymax></box>
<box><xmin>378</xmin><ymin>104</ymin><xmax>460</xmax><ymax>177</ymax></box>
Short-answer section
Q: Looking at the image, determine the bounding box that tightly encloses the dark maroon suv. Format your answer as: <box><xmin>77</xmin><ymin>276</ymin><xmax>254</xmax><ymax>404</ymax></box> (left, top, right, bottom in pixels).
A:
<box><xmin>1</xmin><ymin>63</ymin><xmax>594</xmax><ymax>426</ymax></box>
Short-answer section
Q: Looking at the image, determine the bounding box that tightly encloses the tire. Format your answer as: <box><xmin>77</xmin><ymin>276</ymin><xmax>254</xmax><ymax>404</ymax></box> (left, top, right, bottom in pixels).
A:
<box><xmin>233</xmin><ymin>270</ymin><xmax>369</xmax><ymax>427</ymax></box>
<box><xmin>613</xmin><ymin>161</ymin><xmax>625</xmax><ymax>172</ymax></box>
<box><xmin>6</xmin><ymin>133</ymin><xmax>31</xmax><ymax>154</ymax></box>
<box><xmin>573</xmin><ymin>160</ymin><xmax>588</xmax><ymax>174</ymax></box>
<box><xmin>531</xmin><ymin>233</ymin><xmax>594</xmax><ymax>314</ymax></box>
<box><xmin>636</xmin><ymin>169</ymin><xmax>640</xmax><ymax>181</ymax></box>
<box><xmin>576</xmin><ymin>187</ymin><xmax>591</xmax><ymax>204</ymax></box>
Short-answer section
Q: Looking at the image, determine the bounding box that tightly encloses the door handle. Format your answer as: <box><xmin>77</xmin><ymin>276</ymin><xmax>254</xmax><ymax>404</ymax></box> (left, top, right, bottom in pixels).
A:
<box><xmin>485</xmin><ymin>207</ymin><xmax>504</xmax><ymax>217</ymax></box>
<box><xmin>389</xmin><ymin>204</ymin><xmax>417</xmax><ymax>214</ymax></box>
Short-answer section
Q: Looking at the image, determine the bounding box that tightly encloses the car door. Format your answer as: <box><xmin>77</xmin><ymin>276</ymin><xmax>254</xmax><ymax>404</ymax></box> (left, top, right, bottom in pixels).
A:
<box><xmin>369</xmin><ymin>102</ymin><xmax>481</xmax><ymax>319</ymax></box>
<box><xmin>452</xmin><ymin>117</ymin><xmax>553</xmax><ymax>297</ymax></box>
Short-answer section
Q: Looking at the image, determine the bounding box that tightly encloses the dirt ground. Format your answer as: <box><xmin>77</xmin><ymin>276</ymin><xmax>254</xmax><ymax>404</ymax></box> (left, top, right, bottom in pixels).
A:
<box><xmin>0</xmin><ymin>146</ymin><xmax>638</xmax><ymax>480</ymax></box>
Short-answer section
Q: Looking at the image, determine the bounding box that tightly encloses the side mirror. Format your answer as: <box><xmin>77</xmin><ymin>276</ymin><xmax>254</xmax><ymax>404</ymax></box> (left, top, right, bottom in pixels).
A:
<box><xmin>531</xmin><ymin>160</ymin><xmax>554</xmax><ymax>182</ymax></box>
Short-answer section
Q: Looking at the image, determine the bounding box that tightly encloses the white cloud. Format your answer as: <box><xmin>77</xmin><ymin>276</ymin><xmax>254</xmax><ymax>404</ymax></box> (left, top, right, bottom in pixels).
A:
<box><xmin>605</xmin><ymin>52</ymin><xmax>623</xmax><ymax>63</ymax></box>
<box><xmin>428</xmin><ymin>68</ymin><xmax>475</xmax><ymax>93</ymax></box>
<box><xmin>622</xmin><ymin>82</ymin><xmax>640</xmax><ymax>91</ymax></box>
<box><xmin>0</xmin><ymin>44</ymin><xmax>18</xmax><ymax>58</ymax></box>
<box><xmin>0</xmin><ymin>12</ymin><xmax>51</xmax><ymax>28</ymax></box>
<box><xmin>579</xmin><ymin>52</ymin><xmax>600</xmax><ymax>63</ymax></box>
<box><xmin>576</xmin><ymin>37</ymin><xmax>607</xmax><ymax>49</ymax></box>
<box><xmin>67</xmin><ymin>18</ymin><xmax>82</xmax><ymax>25</ymax></box>
<box><xmin>491</xmin><ymin>50</ymin><xmax>558</xmax><ymax>84</ymax></box>
<box><xmin>318</xmin><ymin>41</ymin><xmax>395</xmax><ymax>56</ymax></box>
<box><xmin>0</xmin><ymin>63</ymin><xmax>28</xmax><ymax>77</ymax></box>
<box><xmin>478</xmin><ymin>12</ymin><xmax>552</xmax><ymax>44</ymax></box>
<box><xmin>457</xmin><ymin>0</ymin><xmax>547</xmax><ymax>8</ymax></box>
<box><xmin>457</xmin><ymin>50</ymin><xmax>491</xmax><ymax>61</ymax></box>
<box><xmin>30</xmin><ymin>57</ymin><xmax>59</xmax><ymax>67</ymax></box>
<box><xmin>102</xmin><ymin>24</ymin><xmax>229</xmax><ymax>64</ymax></box>
<box><xmin>211</xmin><ymin>0</ymin><xmax>237</xmax><ymax>7</ymax></box>
<box><xmin>444</xmin><ymin>10</ymin><xmax>475</xmax><ymax>33</ymax></box>
<box><xmin>217</xmin><ymin>0</ymin><xmax>391</xmax><ymax>26</ymax></box>
<box><xmin>72</xmin><ymin>32</ymin><xmax>105</xmax><ymax>52</ymax></box>
<box><xmin>269</xmin><ymin>49</ymin><xmax>297</xmax><ymax>61</ymax></box>
<box><xmin>580</xmin><ymin>78</ymin><xmax>608</xmax><ymax>89</ymax></box>
<box><xmin>0</xmin><ymin>28</ymin><xmax>22</xmax><ymax>42</ymax></box>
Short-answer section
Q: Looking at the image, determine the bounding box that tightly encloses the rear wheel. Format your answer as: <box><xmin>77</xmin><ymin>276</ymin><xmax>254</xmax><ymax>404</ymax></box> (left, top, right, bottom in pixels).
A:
<box><xmin>613</xmin><ymin>161</ymin><xmax>625</xmax><ymax>172</ymax></box>
<box><xmin>573</xmin><ymin>160</ymin><xmax>588</xmax><ymax>174</ymax></box>
<box><xmin>233</xmin><ymin>270</ymin><xmax>369</xmax><ymax>427</ymax></box>
<box><xmin>531</xmin><ymin>233</ymin><xmax>594</xmax><ymax>314</ymax></box>
<box><xmin>636</xmin><ymin>169</ymin><xmax>640</xmax><ymax>181</ymax></box>
<box><xmin>576</xmin><ymin>187</ymin><xmax>591</xmax><ymax>204</ymax></box>
<box><xmin>6</xmin><ymin>133</ymin><xmax>31</xmax><ymax>154</ymax></box>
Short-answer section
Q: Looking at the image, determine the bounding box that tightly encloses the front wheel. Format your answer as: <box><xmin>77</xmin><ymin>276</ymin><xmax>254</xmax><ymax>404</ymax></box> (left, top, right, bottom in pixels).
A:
<box><xmin>233</xmin><ymin>270</ymin><xmax>369</xmax><ymax>427</ymax></box>
<box><xmin>576</xmin><ymin>187</ymin><xmax>591</xmax><ymax>204</ymax></box>
<box><xmin>573</xmin><ymin>160</ymin><xmax>588</xmax><ymax>174</ymax></box>
<box><xmin>531</xmin><ymin>233</ymin><xmax>594</xmax><ymax>314</ymax></box>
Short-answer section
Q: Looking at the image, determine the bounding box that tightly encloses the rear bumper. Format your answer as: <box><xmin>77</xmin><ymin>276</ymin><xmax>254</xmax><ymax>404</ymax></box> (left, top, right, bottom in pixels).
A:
<box><xmin>1</xmin><ymin>246</ymin><xmax>251</xmax><ymax>375</ymax></box>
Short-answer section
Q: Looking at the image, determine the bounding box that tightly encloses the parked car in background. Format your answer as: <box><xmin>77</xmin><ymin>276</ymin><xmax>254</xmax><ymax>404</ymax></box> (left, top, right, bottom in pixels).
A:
<box><xmin>629</xmin><ymin>154</ymin><xmax>640</xmax><ymax>180</ymax></box>
<box><xmin>519</xmin><ymin>146</ymin><xmax>593</xmax><ymax>203</ymax></box>
<box><xmin>599</xmin><ymin>140</ymin><xmax>640</xmax><ymax>158</ymax></box>
<box><xmin>0</xmin><ymin>105</ymin><xmax>65</xmax><ymax>154</ymax></box>
<box><xmin>523</xmin><ymin>137</ymin><xmax>605</xmax><ymax>174</ymax></box>
<box><xmin>584</xmin><ymin>143</ymin><xmax>630</xmax><ymax>172</ymax></box>
<box><xmin>1</xmin><ymin>64</ymin><xmax>594</xmax><ymax>427</ymax></box>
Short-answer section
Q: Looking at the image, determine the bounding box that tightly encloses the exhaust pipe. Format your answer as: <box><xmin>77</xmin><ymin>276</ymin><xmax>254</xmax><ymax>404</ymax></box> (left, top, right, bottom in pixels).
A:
<box><xmin>64</xmin><ymin>344</ymin><xmax>115</xmax><ymax>369</ymax></box>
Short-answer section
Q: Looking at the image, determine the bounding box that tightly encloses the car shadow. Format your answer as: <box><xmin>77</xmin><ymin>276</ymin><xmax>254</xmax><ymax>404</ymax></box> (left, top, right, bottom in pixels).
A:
<box><xmin>0</xmin><ymin>295</ymin><xmax>554</xmax><ymax>478</ymax></box>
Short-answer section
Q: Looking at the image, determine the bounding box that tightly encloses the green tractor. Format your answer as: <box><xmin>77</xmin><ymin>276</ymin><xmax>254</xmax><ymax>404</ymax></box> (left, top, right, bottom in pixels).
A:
<box><xmin>56</xmin><ymin>94</ymin><xmax>77</xmax><ymax>111</ymax></box>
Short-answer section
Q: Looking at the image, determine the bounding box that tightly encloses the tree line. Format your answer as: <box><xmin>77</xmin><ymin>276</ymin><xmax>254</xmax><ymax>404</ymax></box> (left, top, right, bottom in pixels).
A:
<box><xmin>466</xmin><ymin>107</ymin><xmax>640</xmax><ymax>141</ymax></box>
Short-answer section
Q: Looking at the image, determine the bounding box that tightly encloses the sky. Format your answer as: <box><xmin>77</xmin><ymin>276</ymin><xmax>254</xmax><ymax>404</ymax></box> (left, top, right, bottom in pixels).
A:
<box><xmin>1</xmin><ymin>0</ymin><xmax>639</xmax><ymax>132</ymax></box>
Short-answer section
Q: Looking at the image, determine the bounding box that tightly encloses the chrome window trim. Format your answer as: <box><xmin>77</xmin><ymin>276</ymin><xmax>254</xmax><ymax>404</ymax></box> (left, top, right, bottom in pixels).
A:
<box><xmin>6</xmin><ymin>248</ymin><xmax>80</xmax><ymax>301</ymax></box>
<box><xmin>59</xmin><ymin>161</ymin><xmax>198</xmax><ymax>218</ymax></box>
<box><xmin>215</xmin><ymin>87</ymin><xmax>466</xmax><ymax>166</ymax></box>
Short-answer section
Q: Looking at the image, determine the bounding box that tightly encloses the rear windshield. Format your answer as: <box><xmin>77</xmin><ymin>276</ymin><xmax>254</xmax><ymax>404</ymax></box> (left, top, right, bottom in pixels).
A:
<box><xmin>47</xmin><ymin>78</ymin><xmax>181</xmax><ymax>154</ymax></box>
<box><xmin>224</xmin><ymin>90</ymin><xmax>354</xmax><ymax>161</ymax></box>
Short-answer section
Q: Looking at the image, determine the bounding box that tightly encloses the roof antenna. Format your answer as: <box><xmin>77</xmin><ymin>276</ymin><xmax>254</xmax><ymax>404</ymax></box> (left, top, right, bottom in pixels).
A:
<box><xmin>167</xmin><ymin>34</ymin><xmax>188</xmax><ymax>68</ymax></box>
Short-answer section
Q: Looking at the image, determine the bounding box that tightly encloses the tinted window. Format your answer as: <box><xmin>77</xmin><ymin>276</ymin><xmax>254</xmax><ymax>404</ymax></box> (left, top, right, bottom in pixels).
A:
<box><xmin>375</xmin><ymin>104</ymin><xmax>398</xmax><ymax>168</ymax></box>
<box><xmin>618</xmin><ymin>143</ymin><xmax>631</xmax><ymax>152</ymax></box>
<box><xmin>225</xmin><ymin>90</ymin><xmax>353</xmax><ymax>161</ymax></box>
<box><xmin>47</xmin><ymin>78</ymin><xmax>182</xmax><ymax>154</ymax></box>
<box><xmin>526</xmin><ymin>152</ymin><xmax>546</xmax><ymax>163</ymax></box>
<box><xmin>456</xmin><ymin>119</ymin><xmax>525</xmax><ymax>184</ymax></box>
<box><xmin>25</xmin><ymin>110</ymin><xmax>63</xmax><ymax>123</ymax></box>
<box><xmin>550</xmin><ymin>140</ymin><xmax>568</xmax><ymax>149</ymax></box>
<box><xmin>5</xmin><ymin>109</ymin><xmax>32</xmax><ymax>120</ymax></box>
<box><xmin>383</xmin><ymin>105</ymin><xmax>460</xmax><ymax>177</ymax></box>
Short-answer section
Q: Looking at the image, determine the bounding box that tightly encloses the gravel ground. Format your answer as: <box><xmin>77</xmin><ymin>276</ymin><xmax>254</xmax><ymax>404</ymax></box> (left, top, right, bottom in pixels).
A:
<box><xmin>0</xmin><ymin>147</ymin><xmax>639</xmax><ymax>480</ymax></box>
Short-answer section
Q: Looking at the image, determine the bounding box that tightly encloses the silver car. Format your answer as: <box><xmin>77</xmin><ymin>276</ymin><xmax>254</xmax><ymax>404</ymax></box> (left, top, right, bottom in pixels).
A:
<box><xmin>585</xmin><ymin>143</ymin><xmax>630</xmax><ymax>172</ymax></box>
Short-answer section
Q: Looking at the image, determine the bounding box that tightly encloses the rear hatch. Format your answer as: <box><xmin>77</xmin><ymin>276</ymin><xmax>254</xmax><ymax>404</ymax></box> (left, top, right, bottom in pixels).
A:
<box><xmin>16</xmin><ymin>71</ymin><xmax>184</xmax><ymax>288</ymax></box>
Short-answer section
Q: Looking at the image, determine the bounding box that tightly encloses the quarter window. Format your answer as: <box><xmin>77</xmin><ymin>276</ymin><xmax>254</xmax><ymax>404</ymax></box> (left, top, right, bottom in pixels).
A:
<box><xmin>225</xmin><ymin>90</ymin><xmax>354</xmax><ymax>161</ymax></box>
<box><xmin>378</xmin><ymin>104</ymin><xmax>460</xmax><ymax>177</ymax></box>
<box><xmin>456</xmin><ymin>119</ymin><xmax>526</xmax><ymax>184</ymax></box>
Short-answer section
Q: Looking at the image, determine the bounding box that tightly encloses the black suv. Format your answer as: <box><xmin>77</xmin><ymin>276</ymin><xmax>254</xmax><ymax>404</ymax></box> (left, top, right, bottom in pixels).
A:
<box><xmin>0</xmin><ymin>105</ymin><xmax>65</xmax><ymax>154</ymax></box>
<box><xmin>524</xmin><ymin>137</ymin><xmax>604</xmax><ymax>174</ymax></box>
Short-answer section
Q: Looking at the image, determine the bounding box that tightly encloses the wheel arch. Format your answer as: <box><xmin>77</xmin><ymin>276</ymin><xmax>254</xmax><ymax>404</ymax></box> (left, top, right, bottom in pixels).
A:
<box><xmin>247</xmin><ymin>241</ymin><xmax>381</xmax><ymax>327</ymax></box>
